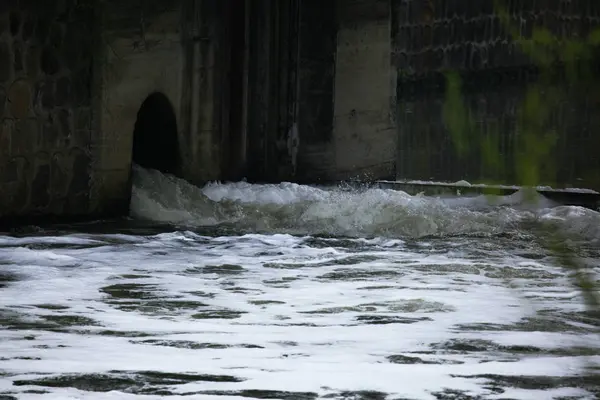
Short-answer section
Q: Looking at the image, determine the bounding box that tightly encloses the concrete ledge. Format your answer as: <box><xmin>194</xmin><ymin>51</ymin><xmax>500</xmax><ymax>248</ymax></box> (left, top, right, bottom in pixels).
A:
<box><xmin>376</xmin><ymin>180</ymin><xmax>600</xmax><ymax>210</ymax></box>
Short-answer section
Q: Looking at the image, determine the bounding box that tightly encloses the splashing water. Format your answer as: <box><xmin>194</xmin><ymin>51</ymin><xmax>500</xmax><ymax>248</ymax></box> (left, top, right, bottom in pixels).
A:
<box><xmin>131</xmin><ymin>165</ymin><xmax>600</xmax><ymax>241</ymax></box>
<box><xmin>1</xmin><ymin>166</ymin><xmax>599</xmax><ymax>400</ymax></box>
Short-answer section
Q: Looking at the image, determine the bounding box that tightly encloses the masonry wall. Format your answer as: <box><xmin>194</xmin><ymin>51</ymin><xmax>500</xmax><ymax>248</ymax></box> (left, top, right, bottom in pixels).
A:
<box><xmin>0</xmin><ymin>1</ymin><xmax>95</xmax><ymax>221</ymax></box>
<box><xmin>393</xmin><ymin>0</ymin><xmax>600</xmax><ymax>189</ymax></box>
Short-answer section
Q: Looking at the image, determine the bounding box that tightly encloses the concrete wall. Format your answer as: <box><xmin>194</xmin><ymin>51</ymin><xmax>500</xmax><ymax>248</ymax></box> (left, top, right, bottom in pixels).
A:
<box><xmin>0</xmin><ymin>1</ymin><xmax>95</xmax><ymax>221</ymax></box>
<box><xmin>393</xmin><ymin>0</ymin><xmax>600</xmax><ymax>189</ymax></box>
<box><xmin>245</xmin><ymin>0</ymin><xmax>301</xmax><ymax>182</ymax></box>
<box><xmin>331</xmin><ymin>0</ymin><xmax>396</xmax><ymax>181</ymax></box>
<box><xmin>93</xmin><ymin>0</ymin><xmax>185</xmax><ymax>215</ymax></box>
<box><xmin>0</xmin><ymin>0</ymin><xmax>235</xmax><ymax>222</ymax></box>
<box><xmin>2</xmin><ymin>0</ymin><xmax>599</xmax><ymax>223</ymax></box>
<box><xmin>295</xmin><ymin>0</ymin><xmax>397</xmax><ymax>182</ymax></box>
<box><xmin>93</xmin><ymin>0</ymin><xmax>233</xmax><ymax>211</ymax></box>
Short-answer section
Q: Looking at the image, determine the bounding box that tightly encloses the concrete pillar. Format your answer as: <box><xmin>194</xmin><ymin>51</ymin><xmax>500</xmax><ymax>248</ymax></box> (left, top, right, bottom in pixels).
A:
<box><xmin>90</xmin><ymin>0</ymin><xmax>185</xmax><ymax>215</ymax></box>
<box><xmin>294</xmin><ymin>0</ymin><xmax>337</xmax><ymax>183</ymax></box>
<box><xmin>245</xmin><ymin>0</ymin><xmax>301</xmax><ymax>182</ymax></box>
<box><xmin>179</xmin><ymin>0</ymin><xmax>230</xmax><ymax>185</ymax></box>
<box><xmin>332</xmin><ymin>0</ymin><xmax>397</xmax><ymax>180</ymax></box>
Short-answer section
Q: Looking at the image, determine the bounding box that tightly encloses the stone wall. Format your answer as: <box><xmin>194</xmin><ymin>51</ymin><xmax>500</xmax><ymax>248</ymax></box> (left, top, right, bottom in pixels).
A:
<box><xmin>3</xmin><ymin>0</ymin><xmax>599</xmax><ymax>223</ymax></box>
<box><xmin>394</xmin><ymin>0</ymin><xmax>600</xmax><ymax>189</ymax></box>
<box><xmin>0</xmin><ymin>1</ymin><xmax>95</xmax><ymax>222</ymax></box>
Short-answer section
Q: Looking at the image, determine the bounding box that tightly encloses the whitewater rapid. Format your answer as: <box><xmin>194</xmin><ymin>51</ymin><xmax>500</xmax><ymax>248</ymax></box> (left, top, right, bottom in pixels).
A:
<box><xmin>130</xmin><ymin>165</ymin><xmax>600</xmax><ymax>241</ymax></box>
<box><xmin>0</xmin><ymin>166</ymin><xmax>599</xmax><ymax>399</ymax></box>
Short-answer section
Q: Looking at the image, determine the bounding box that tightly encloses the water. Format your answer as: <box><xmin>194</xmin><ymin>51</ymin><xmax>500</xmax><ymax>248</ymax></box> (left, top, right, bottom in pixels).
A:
<box><xmin>1</xmin><ymin>166</ymin><xmax>599</xmax><ymax>400</ymax></box>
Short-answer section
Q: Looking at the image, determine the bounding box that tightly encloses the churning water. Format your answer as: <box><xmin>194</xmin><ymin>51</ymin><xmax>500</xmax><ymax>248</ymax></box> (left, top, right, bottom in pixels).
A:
<box><xmin>1</xmin><ymin>166</ymin><xmax>599</xmax><ymax>399</ymax></box>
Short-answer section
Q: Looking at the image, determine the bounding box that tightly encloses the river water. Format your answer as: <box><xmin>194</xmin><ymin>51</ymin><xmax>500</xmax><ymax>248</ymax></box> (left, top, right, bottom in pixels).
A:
<box><xmin>1</xmin><ymin>166</ymin><xmax>599</xmax><ymax>400</ymax></box>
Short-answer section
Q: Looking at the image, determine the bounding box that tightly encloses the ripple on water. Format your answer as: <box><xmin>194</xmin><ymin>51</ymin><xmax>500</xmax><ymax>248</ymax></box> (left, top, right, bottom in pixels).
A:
<box><xmin>184</xmin><ymin>263</ymin><xmax>246</xmax><ymax>275</ymax></box>
<box><xmin>132</xmin><ymin>339</ymin><xmax>265</xmax><ymax>350</ymax></box>
<box><xmin>0</xmin><ymin>221</ymin><xmax>598</xmax><ymax>399</ymax></box>
<box><xmin>11</xmin><ymin>371</ymin><xmax>244</xmax><ymax>395</ymax></box>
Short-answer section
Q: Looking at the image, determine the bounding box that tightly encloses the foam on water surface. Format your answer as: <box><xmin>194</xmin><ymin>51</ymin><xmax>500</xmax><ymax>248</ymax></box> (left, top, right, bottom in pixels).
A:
<box><xmin>1</xmin><ymin>167</ymin><xmax>599</xmax><ymax>399</ymax></box>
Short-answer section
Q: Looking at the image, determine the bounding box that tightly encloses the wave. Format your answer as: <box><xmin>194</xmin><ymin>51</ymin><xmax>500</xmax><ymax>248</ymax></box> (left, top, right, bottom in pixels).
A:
<box><xmin>130</xmin><ymin>165</ymin><xmax>600</xmax><ymax>240</ymax></box>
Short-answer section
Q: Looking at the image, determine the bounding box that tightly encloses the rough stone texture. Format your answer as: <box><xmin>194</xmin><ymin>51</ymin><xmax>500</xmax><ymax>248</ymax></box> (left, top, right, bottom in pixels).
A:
<box><xmin>91</xmin><ymin>0</ymin><xmax>186</xmax><ymax>214</ymax></box>
<box><xmin>0</xmin><ymin>1</ymin><xmax>95</xmax><ymax>221</ymax></box>
<box><xmin>3</xmin><ymin>0</ymin><xmax>599</xmax><ymax>223</ymax></box>
<box><xmin>394</xmin><ymin>0</ymin><xmax>600</xmax><ymax>189</ymax></box>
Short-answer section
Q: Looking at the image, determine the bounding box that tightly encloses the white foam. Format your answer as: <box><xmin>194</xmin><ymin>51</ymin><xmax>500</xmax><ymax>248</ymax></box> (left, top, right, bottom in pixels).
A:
<box><xmin>1</xmin><ymin>228</ymin><xmax>598</xmax><ymax>399</ymax></box>
<box><xmin>129</xmin><ymin>166</ymin><xmax>600</xmax><ymax>240</ymax></box>
<box><xmin>1</xmin><ymin>168</ymin><xmax>599</xmax><ymax>399</ymax></box>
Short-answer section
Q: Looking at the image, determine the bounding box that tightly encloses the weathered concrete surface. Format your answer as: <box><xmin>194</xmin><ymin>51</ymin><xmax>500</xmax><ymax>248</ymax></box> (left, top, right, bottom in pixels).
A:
<box><xmin>377</xmin><ymin>180</ymin><xmax>600</xmax><ymax>210</ymax></box>
<box><xmin>331</xmin><ymin>0</ymin><xmax>396</xmax><ymax>181</ymax></box>
<box><xmin>0</xmin><ymin>1</ymin><xmax>95</xmax><ymax>221</ymax></box>
<box><xmin>0</xmin><ymin>0</ymin><xmax>236</xmax><ymax>223</ymax></box>
<box><xmin>92</xmin><ymin>0</ymin><xmax>185</xmax><ymax>216</ymax></box>
<box><xmin>393</xmin><ymin>0</ymin><xmax>600</xmax><ymax>190</ymax></box>
<box><xmin>293</xmin><ymin>0</ymin><xmax>336</xmax><ymax>182</ymax></box>
<box><xmin>2</xmin><ymin>0</ymin><xmax>599</xmax><ymax>223</ymax></box>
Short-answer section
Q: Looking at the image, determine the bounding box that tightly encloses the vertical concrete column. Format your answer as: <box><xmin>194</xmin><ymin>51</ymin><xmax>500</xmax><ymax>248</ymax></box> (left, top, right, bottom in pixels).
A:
<box><xmin>179</xmin><ymin>0</ymin><xmax>228</xmax><ymax>185</ymax></box>
<box><xmin>90</xmin><ymin>0</ymin><xmax>184</xmax><ymax>215</ymax></box>
<box><xmin>333</xmin><ymin>0</ymin><xmax>397</xmax><ymax>180</ymax></box>
<box><xmin>294</xmin><ymin>0</ymin><xmax>337</xmax><ymax>183</ymax></box>
<box><xmin>245</xmin><ymin>0</ymin><xmax>301</xmax><ymax>182</ymax></box>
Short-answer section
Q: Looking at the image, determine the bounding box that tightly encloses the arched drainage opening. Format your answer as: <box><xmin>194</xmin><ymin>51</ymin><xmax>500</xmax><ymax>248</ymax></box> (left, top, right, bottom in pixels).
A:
<box><xmin>132</xmin><ymin>92</ymin><xmax>180</xmax><ymax>175</ymax></box>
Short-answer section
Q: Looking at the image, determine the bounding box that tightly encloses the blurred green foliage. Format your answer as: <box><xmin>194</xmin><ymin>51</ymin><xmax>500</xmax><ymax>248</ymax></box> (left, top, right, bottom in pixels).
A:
<box><xmin>444</xmin><ymin>1</ymin><xmax>600</xmax><ymax>194</ymax></box>
<box><xmin>442</xmin><ymin>1</ymin><xmax>599</xmax><ymax>319</ymax></box>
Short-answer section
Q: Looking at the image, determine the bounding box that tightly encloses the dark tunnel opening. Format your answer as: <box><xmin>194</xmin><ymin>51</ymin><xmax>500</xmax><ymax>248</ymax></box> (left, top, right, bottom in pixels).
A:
<box><xmin>132</xmin><ymin>92</ymin><xmax>180</xmax><ymax>175</ymax></box>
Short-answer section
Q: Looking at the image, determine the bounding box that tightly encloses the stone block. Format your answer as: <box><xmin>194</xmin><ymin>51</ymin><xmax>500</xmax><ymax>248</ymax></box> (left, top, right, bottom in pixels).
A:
<box><xmin>71</xmin><ymin>68</ymin><xmax>91</xmax><ymax>106</ymax></box>
<box><xmin>35</xmin><ymin>79</ymin><xmax>55</xmax><ymax>111</ymax></box>
<box><xmin>2</xmin><ymin>156</ymin><xmax>31</xmax><ymax>212</ymax></box>
<box><xmin>21</xmin><ymin>14</ymin><xmax>35</xmax><ymax>41</ymax></box>
<box><xmin>7</xmin><ymin>79</ymin><xmax>31</xmax><ymax>119</ymax></box>
<box><xmin>57</xmin><ymin>108</ymin><xmax>72</xmax><ymax>142</ymax></box>
<box><xmin>55</xmin><ymin>76</ymin><xmax>70</xmax><ymax>106</ymax></box>
<box><xmin>50</xmin><ymin>151</ymin><xmax>70</xmax><ymax>198</ymax></box>
<box><xmin>31</xmin><ymin>152</ymin><xmax>51</xmax><ymax>208</ymax></box>
<box><xmin>41</xmin><ymin>46</ymin><xmax>61</xmax><ymax>75</ymax></box>
<box><xmin>39</xmin><ymin>115</ymin><xmax>60</xmax><ymax>149</ymax></box>
<box><xmin>0</xmin><ymin>86</ymin><xmax>5</xmax><ymax>117</ymax></box>
<box><xmin>68</xmin><ymin>148</ymin><xmax>90</xmax><ymax>194</ymax></box>
<box><xmin>49</xmin><ymin>22</ymin><xmax>63</xmax><ymax>49</ymax></box>
<box><xmin>13</xmin><ymin>40</ymin><xmax>23</xmax><ymax>72</ymax></box>
<box><xmin>11</xmin><ymin>117</ymin><xmax>37</xmax><ymax>154</ymax></box>
<box><xmin>74</xmin><ymin>107</ymin><xmax>90</xmax><ymax>132</ymax></box>
<box><xmin>35</xmin><ymin>18</ymin><xmax>50</xmax><ymax>43</ymax></box>
<box><xmin>9</xmin><ymin>10</ymin><xmax>20</xmax><ymax>36</ymax></box>
<box><xmin>0</xmin><ymin>41</ymin><xmax>12</xmax><ymax>82</ymax></box>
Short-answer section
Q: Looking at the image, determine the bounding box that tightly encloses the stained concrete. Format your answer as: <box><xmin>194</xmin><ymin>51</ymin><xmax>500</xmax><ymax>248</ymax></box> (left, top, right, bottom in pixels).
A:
<box><xmin>332</xmin><ymin>0</ymin><xmax>396</xmax><ymax>181</ymax></box>
<box><xmin>0</xmin><ymin>1</ymin><xmax>95</xmax><ymax>221</ymax></box>
<box><xmin>393</xmin><ymin>0</ymin><xmax>600</xmax><ymax>189</ymax></box>
<box><xmin>1</xmin><ymin>0</ymin><xmax>599</xmax><ymax>223</ymax></box>
<box><xmin>91</xmin><ymin>0</ymin><xmax>185</xmax><ymax>216</ymax></box>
